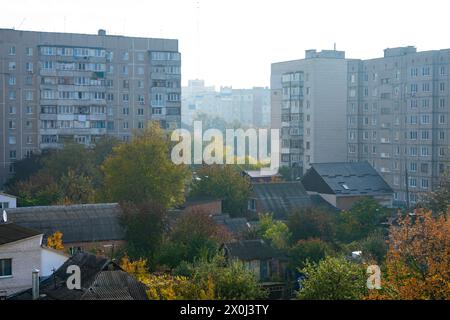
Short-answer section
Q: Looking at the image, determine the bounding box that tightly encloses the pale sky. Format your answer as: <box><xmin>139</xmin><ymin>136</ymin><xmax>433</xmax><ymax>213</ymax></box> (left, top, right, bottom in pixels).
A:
<box><xmin>2</xmin><ymin>0</ymin><xmax>450</xmax><ymax>89</ymax></box>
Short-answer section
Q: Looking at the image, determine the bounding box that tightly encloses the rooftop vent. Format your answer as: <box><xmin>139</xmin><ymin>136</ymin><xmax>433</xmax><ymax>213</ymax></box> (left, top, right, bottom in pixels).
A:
<box><xmin>98</xmin><ymin>29</ymin><xmax>106</xmax><ymax>36</ymax></box>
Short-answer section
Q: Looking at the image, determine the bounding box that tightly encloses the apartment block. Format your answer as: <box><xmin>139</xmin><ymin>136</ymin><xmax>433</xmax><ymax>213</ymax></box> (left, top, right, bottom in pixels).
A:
<box><xmin>182</xmin><ymin>80</ymin><xmax>271</xmax><ymax>128</ymax></box>
<box><xmin>347</xmin><ymin>46</ymin><xmax>450</xmax><ymax>206</ymax></box>
<box><xmin>271</xmin><ymin>49</ymin><xmax>349</xmax><ymax>176</ymax></box>
<box><xmin>0</xmin><ymin>28</ymin><xmax>181</xmax><ymax>186</ymax></box>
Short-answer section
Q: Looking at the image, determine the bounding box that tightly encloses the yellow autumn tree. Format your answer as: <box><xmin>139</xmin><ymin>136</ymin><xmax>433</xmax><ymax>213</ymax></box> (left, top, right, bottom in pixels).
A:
<box><xmin>120</xmin><ymin>255</ymin><xmax>215</xmax><ymax>300</ymax></box>
<box><xmin>47</xmin><ymin>231</ymin><xmax>64</xmax><ymax>250</ymax></box>
<box><xmin>367</xmin><ymin>209</ymin><xmax>450</xmax><ymax>300</ymax></box>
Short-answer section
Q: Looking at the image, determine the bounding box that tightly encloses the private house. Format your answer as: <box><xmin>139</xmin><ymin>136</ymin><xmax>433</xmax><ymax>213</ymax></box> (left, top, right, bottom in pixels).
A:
<box><xmin>242</xmin><ymin>170</ymin><xmax>282</xmax><ymax>183</ymax></box>
<box><xmin>9</xmin><ymin>252</ymin><xmax>148</xmax><ymax>300</ymax></box>
<box><xmin>221</xmin><ymin>239</ymin><xmax>286</xmax><ymax>282</ymax></box>
<box><xmin>247</xmin><ymin>182</ymin><xmax>336</xmax><ymax>219</ymax></box>
<box><xmin>0</xmin><ymin>222</ymin><xmax>69</xmax><ymax>297</ymax></box>
<box><xmin>301</xmin><ymin>162</ymin><xmax>394</xmax><ymax>210</ymax></box>
<box><xmin>6</xmin><ymin>203</ymin><xmax>125</xmax><ymax>256</ymax></box>
<box><xmin>212</xmin><ymin>214</ymin><xmax>252</xmax><ymax>239</ymax></box>
<box><xmin>0</xmin><ymin>193</ymin><xmax>17</xmax><ymax>209</ymax></box>
<box><xmin>179</xmin><ymin>196</ymin><xmax>222</xmax><ymax>215</ymax></box>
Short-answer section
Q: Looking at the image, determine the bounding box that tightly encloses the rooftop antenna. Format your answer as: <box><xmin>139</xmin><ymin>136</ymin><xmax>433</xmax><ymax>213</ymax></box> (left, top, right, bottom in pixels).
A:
<box><xmin>334</xmin><ymin>43</ymin><xmax>336</xmax><ymax>51</ymax></box>
<box><xmin>17</xmin><ymin>18</ymin><xmax>26</xmax><ymax>30</ymax></box>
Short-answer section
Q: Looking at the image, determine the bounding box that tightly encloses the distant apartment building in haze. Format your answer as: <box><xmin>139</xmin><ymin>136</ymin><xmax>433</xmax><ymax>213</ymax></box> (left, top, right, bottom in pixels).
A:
<box><xmin>0</xmin><ymin>28</ymin><xmax>181</xmax><ymax>186</ymax></box>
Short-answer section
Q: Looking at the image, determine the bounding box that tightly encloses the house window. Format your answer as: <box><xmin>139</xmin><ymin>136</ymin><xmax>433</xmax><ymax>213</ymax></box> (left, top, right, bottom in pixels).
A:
<box><xmin>248</xmin><ymin>199</ymin><xmax>256</xmax><ymax>211</ymax></box>
<box><xmin>0</xmin><ymin>258</ymin><xmax>12</xmax><ymax>277</ymax></box>
<box><xmin>0</xmin><ymin>202</ymin><xmax>10</xmax><ymax>209</ymax></box>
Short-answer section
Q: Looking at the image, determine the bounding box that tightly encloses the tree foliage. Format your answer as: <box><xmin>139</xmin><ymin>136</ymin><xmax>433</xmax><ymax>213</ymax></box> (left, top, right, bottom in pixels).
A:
<box><xmin>288</xmin><ymin>207</ymin><xmax>336</xmax><ymax>243</ymax></box>
<box><xmin>102</xmin><ymin>122</ymin><xmax>190</xmax><ymax>208</ymax></box>
<box><xmin>257</xmin><ymin>213</ymin><xmax>291</xmax><ymax>250</ymax></box>
<box><xmin>190</xmin><ymin>165</ymin><xmax>250</xmax><ymax>216</ymax></box>
<box><xmin>297</xmin><ymin>256</ymin><xmax>367</xmax><ymax>300</ymax></box>
<box><xmin>46</xmin><ymin>231</ymin><xmax>64</xmax><ymax>250</ymax></box>
<box><xmin>289</xmin><ymin>238</ymin><xmax>331</xmax><ymax>270</ymax></box>
<box><xmin>368</xmin><ymin>209</ymin><xmax>450</xmax><ymax>300</ymax></box>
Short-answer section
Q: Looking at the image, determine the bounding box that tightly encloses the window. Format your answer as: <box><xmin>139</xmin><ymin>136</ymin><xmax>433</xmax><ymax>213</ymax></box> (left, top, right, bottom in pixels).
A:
<box><xmin>421</xmin><ymin>114</ymin><xmax>431</xmax><ymax>124</ymax></box>
<box><xmin>0</xmin><ymin>259</ymin><xmax>12</xmax><ymax>277</ymax></box>
<box><xmin>409</xmin><ymin>177</ymin><xmax>417</xmax><ymax>188</ymax></box>
<box><xmin>26</xmin><ymin>47</ymin><xmax>33</xmax><ymax>56</ymax></box>
<box><xmin>8</xmin><ymin>136</ymin><xmax>16</xmax><ymax>145</ymax></box>
<box><xmin>410</xmin><ymin>68</ymin><xmax>418</xmax><ymax>77</ymax></box>
<box><xmin>8</xmin><ymin>62</ymin><xmax>16</xmax><ymax>71</ymax></box>
<box><xmin>9</xmin><ymin>46</ymin><xmax>16</xmax><ymax>55</ymax></box>
<box><xmin>8</xmin><ymin>76</ymin><xmax>16</xmax><ymax>86</ymax></box>
<box><xmin>440</xmin><ymin>82</ymin><xmax>445</xmax><ymax>92</ymax></box>
<box><xmin>26</xmin><ymin>62</ymin><xmax>33</xmax><ymax>72</ymax></box>
<box><xmin>9</xmin><ymin>91</ymin><xmax>16</xmax><ymax>100</ymax></box>
<box><xmin>421</xmin><ymin>179</ymin><xmax>429</xmax><ymax>189</ymax></box>
<box><xmin>421</xmin><ymin>147</ymin><xmax>430</xmax><ymax>157</ymax></box>
<box><xmin>123</xmin><ymin>52</ymin><xmax>129</xmax><ymax>60</ymax></box>
<box><xmin>439</xmin><ymin>131</ymin><xmax>445</xmax><ymax>140</ymax></box>
<box><xmin>122</xmin><ymin>65</ymin><xmax>128</xmax><ymax>75</ymax></box>
<box><xmin>409</xmin><ymin>162</ymin><xmax>417</xmax><ymax>172</ymax></box>
<box><xmin>25</xmin><ymin>91</ymin><xmax>34</xmax><ymax>101</ymax></box>
<box><xmin>248</xmin><ymin>199</ymin><xmax>256</xmax><ymax>211</ymax></box>
<box><xmin>439</xmin><ymin>115</ymin><xmax>445</xmax><ymax>124</ymax></box>
<box><xmin>152</xmin><ymin>107</ymin><xmax>162</xmax><ymax>115</ymax></box>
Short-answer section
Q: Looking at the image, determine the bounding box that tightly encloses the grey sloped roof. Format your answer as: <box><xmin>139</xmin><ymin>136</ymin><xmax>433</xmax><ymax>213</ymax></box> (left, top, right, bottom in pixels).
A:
<box><xmin>6</xmin><ymin>203</ymin><xmax>124</xmax><ymax>243</ymax></box>
<box><xmin>212</xmin><ymin>214</ymin><xmax>250</xmax><ymax>236</ymax></box>
<box><xmin>251</xmin><ymin>182</ymin><xmax>314</xmax><ymax>218</ymax></box>
<box><xmin>306</xmin><ymin>162</ymin><xmax>394</xmax><ymax>196</ymax></box>
<box><xmin>224</xmin><ymin>239</ymin><xmax>282</xmax><ymax>261</ymax></box>
<box><xmin>9</xmin><ymin>252</ymin><xmax>148</xmax><ymax>300</ymax></box>
<box><xmin>0</xmin><ymin>222</ymin><xmax>42</xmax><ymax>245</ymax></box>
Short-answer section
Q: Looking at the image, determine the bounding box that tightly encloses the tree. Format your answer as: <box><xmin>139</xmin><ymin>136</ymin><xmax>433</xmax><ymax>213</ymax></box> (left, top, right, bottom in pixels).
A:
<box><xmin>288</xmin><ymin>207</ymin><xmax>336</xmax><ymax>243</ymax></box>
<box><xmin>158</xmin><ymin>210</ymin><xmax>232</xmax><ymax>268</ymax></box>
<box><xmin>337</xmin><ymin>197</ymin><xmax>387</xmax><ymax>243</ymax></box>
<box><xmin>420</xmin><ymin>173</ymin><xmax>450</xmax><ymax>215</ymax></box>
<box><xmin>297</xmin><ymin>256</ymin><xmax>367</xmax><ymax>300</ymax></box>
<box><xmin>289</xmin><ymin>238</ymin><xmax>331</xmax><ymax>270</ymax></box>
<box><xmin>102</xmin><ymin>122</ymin><xmax>190</xmax><ymax>208</ymax></box>
<box><xmin>368</xmin><ymin>209</ymin><xmax>450</xmax><ymax>300</ymax></box>
<box><xmin>10</xmin><ymin>173</ymin><xmax>61</xmax><ymax>207</ymax></box>
<box><xmin>190</xmin><ymin>165</ymin><xmax>250</xmax><ymax>216</ymax></box>
<box><xmin>4</xmin><ymin>152</ymin><xmax>44</xmax><ymax>187</ymax></box>
<box><xmin>258</xmin><ymin>213</ymin><xmax>291</xmax><ymax>250</ymax></box>
<box><xmin>57</xmin><ymin>170</ymin><xmax>96</xmax><ymax>205</ymax></box>
<box><xmin>184</xmin><ymin>256</ymin><xmax>268</xmax><ymax>300</ymax></box>
<box><xmin>47</xmin><ymin>231</ymin><xmax>64</xmax><ymax>250</ymax></box>
<box><xmin>121</xmin><ymin>201</ymin><xmax>167</xmax><ymax>267</ymax></box>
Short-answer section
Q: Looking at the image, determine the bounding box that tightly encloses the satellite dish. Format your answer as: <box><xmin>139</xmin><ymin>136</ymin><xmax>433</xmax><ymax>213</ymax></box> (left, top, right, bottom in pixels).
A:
<box><xmin>2</xmin><ymin>210</ymin><xmax>7</xmax><ymax>223</ymax></box>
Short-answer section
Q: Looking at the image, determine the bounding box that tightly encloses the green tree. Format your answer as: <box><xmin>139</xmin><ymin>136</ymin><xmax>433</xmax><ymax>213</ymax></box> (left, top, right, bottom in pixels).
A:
<box><xmin>190</xmin><ymin>165</ymin><xmax>250</xmax><ymax>216</ymax></box>
<box><xmin>121</xmin><ymin>201</ymin><xmax>167</xmax><ymax>267</ymax></box>
<box><xmin>297</xmin><ymin>256</ymin><xmax>367</xmax><ymax>300</ymax></box>
<box><xmin>288</xmin><ymin>207</ymin><xmax>336</xmax><ymax>242</ymax></box>
<box><xmin>258</xmin><ymin>213</ymin><xmax>291</xmax><ymax>250</ymax></box>
<box><xmin>57</xmin><ymin>170</ymin><xmax>96</xmax><ymax>204</ymax></box>
<box><xmin>420</xmin><ymin>172</ymin><xmax>450</xmax><ymax>215</ymax></box>
<box><xmin>337</xmin><ymin>198</ymin><xmax>387</xmax><ymax>243</ymax></box>
<box><xmin>289</xmin><ymin>238</ymin><xmax>331</xmax><ymax>270</ymax></box>
<box><xmin>10</xmin><ymin>173</ymin><xmax>61</xmax><ymax>207</ymax></box>
<box><xmin>182</xmin><ymin>256</ymin><xmax>268</xmax><ymax>300</ymax></box>
<box><xmin>102</xmin><ymin>122</ymin><xmax>190</xmax><ymax>208</ymax></box>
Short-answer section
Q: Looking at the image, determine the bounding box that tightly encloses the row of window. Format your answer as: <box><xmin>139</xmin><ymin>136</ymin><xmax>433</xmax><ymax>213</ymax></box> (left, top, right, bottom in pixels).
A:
<box><xmin>40</xmin><ymin>46</ymin><xmax>106</xmax><ymax>58</ymax></box>
<box><xmin>348</xmin><ymin>144</ymin><xmax>447</xmax><ymax>157</ymax></box>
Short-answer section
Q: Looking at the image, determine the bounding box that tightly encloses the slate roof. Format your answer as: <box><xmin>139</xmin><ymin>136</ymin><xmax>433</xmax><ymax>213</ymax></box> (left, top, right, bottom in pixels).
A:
<box><xmin>0</xmin><ymin>222</ymin><xmax>42</xmax><ymax>245</ymax></box>
<box><xmin>251</xmin><ymin>182</ymin><xmax>314</xmax><ymax>218</ymax></box>
<box><xmin>212</xmin><ymin>214</ymin><xmax>251</xmax><ymax>236</ymax></box>
<box><xmin>9</xmin><ymin>252</ymin><xmax>148</xmax><ymax>300</ymax></box>
<box><xmin>302</xmin><ymin>162</ymin><xmax>394</xmax><ymax>196</ymax></box>
<box><xmin>6</xmin><ymin>203</ymin><xmax>125</xmax><ymax>243</ymax></box>
<box><xmin>223</xmin><ymin>239</ymin><xmax>282</xmax><ymax>261</ymax></box>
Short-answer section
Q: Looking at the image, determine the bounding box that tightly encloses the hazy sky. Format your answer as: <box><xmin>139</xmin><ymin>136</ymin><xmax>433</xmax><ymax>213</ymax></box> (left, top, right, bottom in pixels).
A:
<box><xmin>2</xmin><ymin>0</ymin><xmax>450</xmax><ymax>89</ymax></box>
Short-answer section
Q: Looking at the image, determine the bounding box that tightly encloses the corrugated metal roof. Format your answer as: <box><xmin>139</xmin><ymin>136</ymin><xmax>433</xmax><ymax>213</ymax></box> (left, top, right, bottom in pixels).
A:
<box><xmin>6</xmin><ymin>203</ymin><xmax>124</xmax><ymax>243</ymax></box>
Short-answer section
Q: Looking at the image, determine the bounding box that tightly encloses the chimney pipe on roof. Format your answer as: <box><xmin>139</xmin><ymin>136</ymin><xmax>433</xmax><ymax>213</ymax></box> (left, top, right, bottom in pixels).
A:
<box><xmin>32</xmin><ymin>269</ymin><xmax>40</xmax><ymax>300</ymax></box>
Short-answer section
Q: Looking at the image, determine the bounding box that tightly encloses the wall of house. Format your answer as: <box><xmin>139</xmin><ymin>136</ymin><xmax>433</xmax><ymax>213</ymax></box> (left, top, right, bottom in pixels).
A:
<box><xmin>0</xmin><ymin>235</ymin><xmax>42</xmax><ymax>296</ymax></box>
<box><xmin>0</xmin><ymin>194</ymin><xmax>17</xmax><ymax>209</ymax></box>
<box><xmin>40</xmin><ymin>248</ymin><xmax>69</xmax><ymax>277</ymax></box>
<box><xmin>336</xmin><ymin>194</ymin><xmax>393</xmax><ymax>211</ymax></box>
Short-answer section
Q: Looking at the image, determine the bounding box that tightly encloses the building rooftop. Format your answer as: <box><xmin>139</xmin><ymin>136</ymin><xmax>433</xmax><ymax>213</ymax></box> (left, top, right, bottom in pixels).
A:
<box><xmin>223</xmin><ymin>239</ymin><xmax>282</xmax><ymax>261</ymax></box>
<box><xmin>0</xmin><ymin>222</ymin><xmax>42</xmax><ymax>246</ymax></box>
<box><xmin>251</xmin><ymin>182</ymin><xmax>314</xmax><ymax>218</ymax></box>
<box><xmin>302</xmin><ymin>162</ymin><xmax>394</xmax><ymax>196</ymax></box>
<box><xmin>6</xmin><ymin>203</ymin><xmax>124</xmax><ymax>243</ymax></box>
<box><xmin>9</xmin><ymin>252</ymin><xmax>148</xmax><ymax>300</ymax></box>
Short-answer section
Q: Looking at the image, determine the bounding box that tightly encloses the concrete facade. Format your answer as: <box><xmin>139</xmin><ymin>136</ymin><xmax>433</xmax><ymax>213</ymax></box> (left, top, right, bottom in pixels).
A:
<box><xmin>0</xmin><ymin>28</ymin><xmax>181</xmax><ymax>186</ymax></box>
<box><xmin>271</xmin><ymin>50</ymin><xmax>349</xmax><ymax>176</ymax></box>
<box><xmin>347</xmin><ymin>47</ymin><xmax>450</xmax><ymax>206</ymax></box>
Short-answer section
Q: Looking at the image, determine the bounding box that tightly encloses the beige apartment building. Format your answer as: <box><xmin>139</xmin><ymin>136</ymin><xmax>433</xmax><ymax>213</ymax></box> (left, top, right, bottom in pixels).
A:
<box><xmin>0</xmin><ymin>28</ymin><xmax>181</xmax><ymax>186</ymax></box>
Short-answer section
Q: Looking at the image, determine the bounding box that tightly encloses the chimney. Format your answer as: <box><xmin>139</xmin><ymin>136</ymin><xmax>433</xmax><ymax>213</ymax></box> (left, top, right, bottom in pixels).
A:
<box><xmin>32</xmin><ymin>269</ymin><xmax>40</xmax><ymax>300</ymax></box>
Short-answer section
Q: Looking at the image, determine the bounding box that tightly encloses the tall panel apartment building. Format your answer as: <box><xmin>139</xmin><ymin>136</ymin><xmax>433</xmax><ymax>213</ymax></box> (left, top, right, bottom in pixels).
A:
<box><xmin>0</xmin><ymin>29</ymin><xmax>181</xmax><ymax>186</ymax></box>
<box><xmin>271</xmin><ymin>50</ymin><xmax>348</xmax><ymax>176</ymax></box>
<box><xmin>347</xmin><ymin>46</ymin><xmax>450</xmax><ymax>206</ymax></box>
